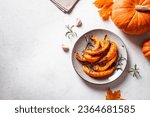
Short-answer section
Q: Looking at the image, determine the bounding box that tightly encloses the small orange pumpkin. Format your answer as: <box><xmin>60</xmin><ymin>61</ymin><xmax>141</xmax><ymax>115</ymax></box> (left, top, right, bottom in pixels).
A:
<box><xmin>142</xmin><ymin>40</ymin><xmax>150</xmax><ymax>59</ymax></box>
<box><xmin>111</xmin><ymin>0</ymin><xmax>150</xmax><ymax>35</ymax></box>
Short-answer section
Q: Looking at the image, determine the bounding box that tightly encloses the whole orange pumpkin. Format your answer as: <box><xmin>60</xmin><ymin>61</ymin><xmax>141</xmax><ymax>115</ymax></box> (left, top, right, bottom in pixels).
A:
<box><xmin>111</xmin><ymin>0</ymin><xmax>150</xmax><ymax>35</ymax></box>
<box><xmin>142</xmin><ymin>40</ymin><xmax>150</xmax><ymax>59</ymax></box>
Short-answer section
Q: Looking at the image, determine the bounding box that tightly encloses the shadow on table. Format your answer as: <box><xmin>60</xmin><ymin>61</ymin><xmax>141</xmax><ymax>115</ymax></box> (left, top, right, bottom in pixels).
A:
<box><xmin>82</xmin><ymin>54</ymin><xmax>131</xmax><ymax>91</ymax></box>
<box><xmin>122</xmin><ymin>31</ymin><xmax>150</xmax><ymax>46</ymax></box>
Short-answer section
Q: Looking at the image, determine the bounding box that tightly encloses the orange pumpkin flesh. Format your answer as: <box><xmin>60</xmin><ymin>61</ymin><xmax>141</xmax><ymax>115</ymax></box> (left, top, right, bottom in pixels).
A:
<box><xmin>142</xmin><ymin>40</ymin><xmax>150</xmax><ymax>59</ymax></box>
<box><xmin>111</xmin><ymin>0</ymin><xmax>150</xmax><ymax>35</ymax></box>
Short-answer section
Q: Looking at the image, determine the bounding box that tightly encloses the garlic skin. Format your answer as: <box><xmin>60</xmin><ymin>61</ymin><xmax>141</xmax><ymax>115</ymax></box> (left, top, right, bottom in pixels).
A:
<box><xmin>62</xmin><ymin>44</ymin><xmax>69</xmax><ymax>52</ymax></box>
<box><xmin>76</xmin><ymin>18</ymin><xmax>82</xmax><ymax>27</ymax></box>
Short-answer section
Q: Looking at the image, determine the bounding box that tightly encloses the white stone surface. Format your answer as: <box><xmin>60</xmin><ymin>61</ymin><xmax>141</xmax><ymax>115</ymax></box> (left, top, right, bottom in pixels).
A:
<box><xmin>0</xmin><ymin>0</ymin><xmax>150</xmax><ymax>100</ymax></box>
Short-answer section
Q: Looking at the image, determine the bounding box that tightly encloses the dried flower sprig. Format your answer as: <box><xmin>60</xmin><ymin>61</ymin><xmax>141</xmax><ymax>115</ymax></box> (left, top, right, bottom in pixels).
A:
<box><xmin>65</xmin><ymin>25</ymin><xmax>77</xmax><ymax>39</ymax></box>
<box><xmin>116</xmin><ymin>54</ymin><xmax>127</xmax><ymax>71</ymax></box>
<box><xmin>128</xmin><ymin>64</ymin><xmax>141</xmax><ymax>78</ymax></box>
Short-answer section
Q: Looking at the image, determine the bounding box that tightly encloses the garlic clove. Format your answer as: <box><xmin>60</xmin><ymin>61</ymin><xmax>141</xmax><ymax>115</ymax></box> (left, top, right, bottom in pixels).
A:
<box><xmin>62</xmin><ymin>44</ymin><xmax>69</xmax><ymax>52</ymax></box>
<box><xmin>76</xmin><ymin>18</ymin><xmax>82</xmax><ymax>27</ymax></box>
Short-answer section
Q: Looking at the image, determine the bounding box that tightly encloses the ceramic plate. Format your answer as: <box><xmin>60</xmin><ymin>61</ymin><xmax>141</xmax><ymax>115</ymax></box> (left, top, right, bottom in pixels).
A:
<box><xmin>72</xmin><ymin>29</ymin><xmax>128</xmax><ymax>84</ymax></box>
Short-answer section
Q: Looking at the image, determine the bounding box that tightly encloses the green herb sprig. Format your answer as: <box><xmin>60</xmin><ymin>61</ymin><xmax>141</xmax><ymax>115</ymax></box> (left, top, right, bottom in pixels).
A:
<box><xmin>128</xmin><ymin>64</ymin><xmax>141</xmax><ymax>78</ymax></box>
<box><xmin>116</xmin><ymin>54</ymin><xmax>127</xmax><ymax>71</ymax></box>
<box><xmin>85</xmin><ymin>35</ymin><xmax>94</xmax><ymax>50</ymax></box>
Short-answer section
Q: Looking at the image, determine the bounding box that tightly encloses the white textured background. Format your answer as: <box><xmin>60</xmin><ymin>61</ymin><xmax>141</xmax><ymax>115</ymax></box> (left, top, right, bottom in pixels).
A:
<box><xmin>0</xmin><ymin>0</ymin><xmax>150</xmax><ymax>99</ymax></box>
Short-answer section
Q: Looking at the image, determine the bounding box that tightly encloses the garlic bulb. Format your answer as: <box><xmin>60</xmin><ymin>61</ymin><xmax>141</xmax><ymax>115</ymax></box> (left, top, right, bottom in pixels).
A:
<box><xmin>76</xmin><ymin>18</ymin><xmax>82</xmax><ymax>27</ymax></box>
<box><xmin>62</xmin><ymin>44</ymin><xmax>69</xmax><ymax>52</ymax></box>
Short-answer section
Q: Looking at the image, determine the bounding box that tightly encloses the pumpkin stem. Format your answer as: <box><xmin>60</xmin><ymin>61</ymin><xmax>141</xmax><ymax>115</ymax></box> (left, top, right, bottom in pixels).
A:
<box><xmin>135</xmin><ymin>5</ymin><xmax>150</xmax><ymax>12</ymax></box>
